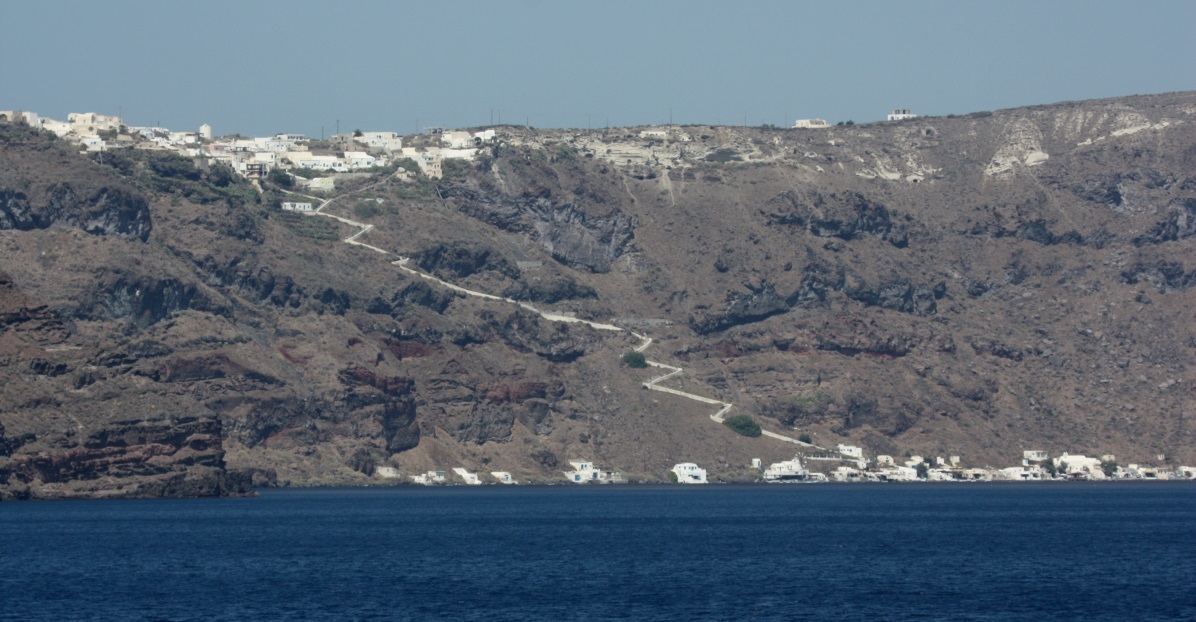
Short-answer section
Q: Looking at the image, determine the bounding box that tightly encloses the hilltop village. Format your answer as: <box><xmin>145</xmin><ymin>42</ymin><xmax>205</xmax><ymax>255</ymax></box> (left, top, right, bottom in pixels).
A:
<box><xmin>0</xmin><ymin>107</ymin><xmax>934</xmax><ymax>189</ymax></box>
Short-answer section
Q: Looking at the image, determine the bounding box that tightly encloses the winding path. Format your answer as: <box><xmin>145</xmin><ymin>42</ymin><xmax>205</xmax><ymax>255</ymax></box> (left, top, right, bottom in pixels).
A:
<box><xmin>285</xmin><ymin>179</ymin><xmax>813</xmax><ymax>448</ymax></box>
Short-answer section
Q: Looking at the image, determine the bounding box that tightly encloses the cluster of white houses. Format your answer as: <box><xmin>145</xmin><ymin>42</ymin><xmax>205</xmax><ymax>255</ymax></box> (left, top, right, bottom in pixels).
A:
<box><xmin>756</xmin><ymin>446</ymin><xmax>1196</xmax><ymax>483</ymax></box>
<box><xmin>0</xmin><ymin>109</ymin><xmax>497</xmax><ymax>187</ymax></box>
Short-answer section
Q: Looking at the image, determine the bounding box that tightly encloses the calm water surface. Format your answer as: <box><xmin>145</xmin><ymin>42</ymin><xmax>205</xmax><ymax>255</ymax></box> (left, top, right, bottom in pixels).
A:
<box><xmin>1</xmin><ymin>483</ymin><xmax>1193</xmax><ymax>621</ymax></box>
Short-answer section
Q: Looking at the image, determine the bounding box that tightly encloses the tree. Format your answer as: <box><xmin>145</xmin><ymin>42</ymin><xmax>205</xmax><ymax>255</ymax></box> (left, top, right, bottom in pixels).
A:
<box><xmin>397</xmin><ymin>158</ymin><xmax>421</xmax><ymax>174</ymax></box>
<box><xmin>798</xmin><ymin>433</ymin><xmax>813</xmax><ymax>444</ymax></box>
<box><xmin>353</xmin><ymin>129</ymin><xmax>363</xmax><ymax>137</ymax></box>
<box><xmin>722</xmin><ymin>415</ymin><xmax>762</xmax><ymax>438</ymax></box>
<box><xmin>916</xmin><ymin>462</ymin><xmax>929</xmax><ymax>479</ymax></box>
<box><xmin>622</xmin><ymin>351</ymin><xmax>648</xmax><ymax>368</ymax></box>
<box><xmin>1101</xmin><ymin>460</ymin><xmax>1118</xmax><ymax>478</ymax></box>
<box><xmin>266</xmin><ymin>167</ymin><xmax>293</xmax><ymax>189</ymax></box>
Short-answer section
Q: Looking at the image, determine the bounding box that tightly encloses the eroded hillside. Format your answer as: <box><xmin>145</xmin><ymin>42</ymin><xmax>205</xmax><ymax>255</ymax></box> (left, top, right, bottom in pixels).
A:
<box><xmin>1</xmin><ymin>92</ymin><xmax>1193</xmax><ymax>498</ymax></box>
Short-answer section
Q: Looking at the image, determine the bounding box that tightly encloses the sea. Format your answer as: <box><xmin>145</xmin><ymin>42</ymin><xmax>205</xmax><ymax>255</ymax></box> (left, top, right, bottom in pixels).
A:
<box><xmin>1</xmin><ymin>483</ymin><xmax>1193</xmax><ymax>621</ymax></box>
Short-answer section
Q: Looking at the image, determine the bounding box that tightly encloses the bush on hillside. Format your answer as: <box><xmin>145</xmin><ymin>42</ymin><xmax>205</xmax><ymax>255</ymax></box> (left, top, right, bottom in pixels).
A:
<box><xmin>723</xmin><ymin>415</ymin><xmax>761</xmax><ymax>438</ymax></box>
<box><xmin>622</xmin><ymin>351</ymin><xmax>648</xmax><ymax>368</ymax></box>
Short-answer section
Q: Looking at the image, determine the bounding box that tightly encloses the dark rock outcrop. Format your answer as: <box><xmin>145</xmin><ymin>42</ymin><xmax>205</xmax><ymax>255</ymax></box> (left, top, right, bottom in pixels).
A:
<box><xmin>0</xmin><ymin>184</ymin><xmax>153</xmax><ymax>241</ymax></box>
<box><xmin>766</xmin><ymin>190</ymin><xmax>910</xmax><ymax>248</ymax></box>
<box><xmin>2</xmin><ymin>416</ymin><xmax>250</xmax><ymax>499</ymax></box>
<box><xmin>1135</xmin><ymin>199</ymin><xmax>1196</xmax><ymax>246</ymax></box>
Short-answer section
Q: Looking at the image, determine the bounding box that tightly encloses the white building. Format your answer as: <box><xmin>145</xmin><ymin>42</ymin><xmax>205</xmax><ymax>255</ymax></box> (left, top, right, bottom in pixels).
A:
<box><xmin>357</xmin><ymin>131</ymin><xmax>403</xmax><ymax>151</ymax></box>
<box><xmin>473</xmin><ymin>129</ymin><xmax>496</xmax><ymax>142</ymax></box>
<box><xmin>792</xmin><ymin>119</ymin><xmax>830</xmax><ymax>129</ymax></box>
<box><xmin>639</xmin><ymin>129</ymin><xmax>668</xmax><ymax>139</ymax></box>
<box><xmin>78</xmin><ymin>134</ymin><xmax>106</xmax><ymax>152</ymax></box>
<box><xmin>876</xmin><ymin>455</ymin><xmax>895</xmax><ymax>467</ymax></box>
<box><xmin>375</xmin><ymin>466</ymin><xmax>400</xmax><ymax>478</ymax></box>
<box><xmin>199</xmin><ymin>123</ymin><xmax>212</xmax><ymax>140</ymax></box>
<box><xmin>887</xmin><ymin>108</ymin><xmax>917</xmax><ymax>121</ymax></box>
<box><xmin>837</xmin><ymin>444</ymin><xmax>864</xmax><ymax>460</ymax></box>
<box><xmin>452</xmin><ymin>467</ymin><xmax>482</xmax><ymax>485</ymax></box>
<box><xmin>411</xmin><ymin>470</ymin><xmax>446</xmax><ymax>485</ymax></box>
<box><xmin>763</xmin><ymin>455</ymin><xmax>813</xmax><ymax>482</ymax></box>
<box><xmin>343</xmin><ymin>151</ymin><xmax>378</xmax><ymax>169</ymax></box>
<box><xmin>878</xmin><ymin>466</ymin><xmax>918</xmax><ymax>482</ymax></box>
<box><xmin>671</xmin><ymin>463</ymin><xmax>708</xmax><ymax>484</ymax></box>
<box><xmin>564</xmin><ymin>460</ymin><xmax>603</xmax><ymax>483</ymax></box>
<box><xmin>170</xmin><ymin>131</ymin><xmax>198</xmax><ymax>145</ymax></box>
<box><xmin>490</xmin><ymin>471</ymin><xmax>516</xmax><ymax>484</ymax></box>
<box><xmin>1023</xmin><ymin>450</ymin><xmax>1048</xmax><ymax>464</ymax></box>
<box><xmin>831</xmin><ymin>466</ymin><xmax>868</xmax><ymax>482</ymax></box>
<box><xmin>441</xmin><ymin>131</ymin><xmax>476</xmax><ymax>149</ymax></box>
<box><xmin>0</xmin><ymin>110</ymin><xmax>41</xmax><ymax>127</ymax></box>
<box><xmin>281</xmin><ymin>202</ymin><xmax>314</xmax><ymax>212</ymax></box>
<box><xmin>1054</xmin><ymin>453</ymin><xmax>1103</xmax><ymax>477</ymax></box>
<box><xmin>297</xmin><ymin>155</ymin><xmax>346</xmax><ymax>172</ymax></box>
<box><xmin>41</xmin><ymin>119</ymin><xmax>74</xmax><ymax>137</ymax></box>
<box><xmin>68</xmin><ymin>112</ymin><xmax>121</xmax><ymax>133</ymax></box>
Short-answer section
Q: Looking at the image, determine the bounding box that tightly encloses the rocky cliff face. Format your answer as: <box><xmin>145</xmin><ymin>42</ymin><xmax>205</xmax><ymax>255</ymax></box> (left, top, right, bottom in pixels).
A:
<box><xmin>1</xmin><ymin>93</ymin><xmax>1194</xmax><ymax>498</ymax></box>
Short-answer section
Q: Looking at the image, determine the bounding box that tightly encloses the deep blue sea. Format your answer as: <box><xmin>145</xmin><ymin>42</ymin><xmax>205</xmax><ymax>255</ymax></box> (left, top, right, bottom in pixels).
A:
<box><xmin>1</xmin><ymin>483</ymin><xmax>1193</xmax><ymax>621</ymax></box>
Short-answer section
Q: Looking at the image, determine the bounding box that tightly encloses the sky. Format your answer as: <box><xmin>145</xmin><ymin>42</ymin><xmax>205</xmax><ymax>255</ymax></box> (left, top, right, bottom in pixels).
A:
<box><xmin>3</xmin><ymin>0</ymin><xmax>1193</xmax><ymax>137</ymax></box>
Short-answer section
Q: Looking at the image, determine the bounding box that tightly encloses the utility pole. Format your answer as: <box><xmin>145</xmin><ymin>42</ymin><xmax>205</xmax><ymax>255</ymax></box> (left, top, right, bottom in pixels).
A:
<box><xmin>336</xmin><ymin>119</ymin><xmax>339</xmax><ymax>136</ymax></box>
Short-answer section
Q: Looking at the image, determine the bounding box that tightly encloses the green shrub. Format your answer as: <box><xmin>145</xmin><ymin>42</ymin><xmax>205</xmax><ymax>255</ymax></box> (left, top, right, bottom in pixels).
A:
<box><xmin>723</xmin><ymin>415</ymin><xmax>761</xmax><ymax>438</ymax></box>
<box><xmin>276</xmin><ymin>211</ymin><xmax>340</xmax><ymax>241</ymax></box>
<box><xmin>441</xmin><ymin>158</ymin><xmax>471</xmax><ymax>180</ymax></box>
<box><xmin>798</xmin><ymin>433</ymin><xmax>812</xmax><ymax>444</ymax></box>
<box><xmin>354</xmin><ymin>202</ymin><xmax>383</xmax><ymax>218</ymax></box>
<box><xmin>622</xmin><ymin>351</ymin><xmax>648</xmax><ymax>368</ymax></box>
<box><xmin>396</xmin><ymin>158</ymin><xmax>421</xmax><ymax>174</ymax></box>
<box><xmin>266</xmin><ymin>167</ymin><xmax>293</xmax><ymax>188</ymax></box>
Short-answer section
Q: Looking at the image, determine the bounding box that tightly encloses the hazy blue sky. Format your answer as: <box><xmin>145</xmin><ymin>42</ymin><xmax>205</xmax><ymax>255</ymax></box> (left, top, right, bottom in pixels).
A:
<box><xmin>4</xmin><ymin>0</ymin><xmax>1193</xmax><ymax>136</ymax></box>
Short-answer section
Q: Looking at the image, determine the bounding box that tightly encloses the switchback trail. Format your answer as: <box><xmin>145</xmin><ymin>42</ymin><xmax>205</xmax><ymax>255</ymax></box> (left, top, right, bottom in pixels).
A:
<box><xmin>285</xmin><ymin>180</ymin><xmax>813</xmax><ymax>448</ymax></box>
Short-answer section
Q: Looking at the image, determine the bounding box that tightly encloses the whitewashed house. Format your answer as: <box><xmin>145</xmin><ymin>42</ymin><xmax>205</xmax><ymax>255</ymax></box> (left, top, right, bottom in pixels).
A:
<box><xmin>1023</xmin><ymin>450</ymin><xmax>1048</xmax><ymax>465</ymax></box>
<box><xmin>452</xmin><ymin>467</ymin><xmax>482</xmax><ymax>485</ymax></box>
<box><xmin>763</xmin><ymin>455</ymin><xmax>812</xmax><ymax>481</ymax></box>
<box><xmin>412</xmin><ymin>470</ymin><xmax>446</xmax><ymax>485</ymax></box>
<box><xmin>837</xmin><ymin>444</ymin><xmax>864</xmax><ymax>460</ymax></box>
<box><xmin>357</xmin><ymin>131</ymin><xmax>403</xmax><ymax>151</ymax></box>
<box><xmin>41</xmin><ymin>119</ymin><xmax>74</xmax><ymax>137</ymax></box>
<box><xmin>564</xmin><ymin>460</ymin><xmax>603</xmax><ymax>483</ymax></box>
<box><xmin>170</xmin><ymin>131</ymin><xmax>198</xmax><ymax>145</ymax></box>
<box><xmin>343</xmin><ymin>151</ymin><xmax>378</xmax><ymax>169</ymax></box>
<box><xmin>281</xmin><ymin>202</ymin><xmax>314</xmax><ymax>212</ymax></box>
<box><xmin>639</xmin><ymin>129</ymin><xmax>668</xmax><ymax>139</ymax></box>
<box><xmin>299</xmin><ymin>155</ymin><xmax>346</xmax><ymax>171</ymax></box>
<box><xmin>68</xmin><ymin>112</ymin><xmax>121</xmax><ymax>133</ymax></box>
<box><xmin>887</xmin><ymin>108</ymin><xmax>917</xmax><ymax>121</ymax></box>
<box><xmin>671</xmin><ymin>463</ymin><xmax>708</xmax><ymax>484</ymax></box>
<box><xmin>877</xmin><ymin>466</ymin><xmax>918</xmax><ymax>482</ymax></box>
<box><xmin>375</xmin><ymin>466</ymin><xmax>400</xmax><ymax>479</ymax></box>
<box><xmin>876</xmin><ymin>455</ymin><xmax>895</xmax><ymax>467</ymax></box>
<box><xmin>1054</xmin><ymin>453</ymin><xmax>1102</xmax><ymax>477</ymax></box>
<box><xmin>490</xmin><ymin>471</ymin><xmax>516</xmax><ymax>484</ymax></box>
<box><xmin>999</xmin><ymin>467</ymin><xmax>1044</xmax><ymax>481</ymax></box>
<box><xmin>792</xmin><ymin>119</ymin><xmax>830</xmax><ymax>129</ymax></box>
<box><xmin>441</xmin><ymin>131</ymin><xmax>476</xmax><ymax>149</ymax></box>
<box><xmin>78</xmin><ymin>134</ymin><xmax>106</xmax><ymax>152</ymax></box>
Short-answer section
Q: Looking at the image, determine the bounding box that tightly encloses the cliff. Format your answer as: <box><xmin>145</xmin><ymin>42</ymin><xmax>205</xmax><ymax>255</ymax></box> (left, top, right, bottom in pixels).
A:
<box><xmin>1</xmin><ymin>92</ymin><xmax>1193</xmax><ymax>497</ymax></box>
